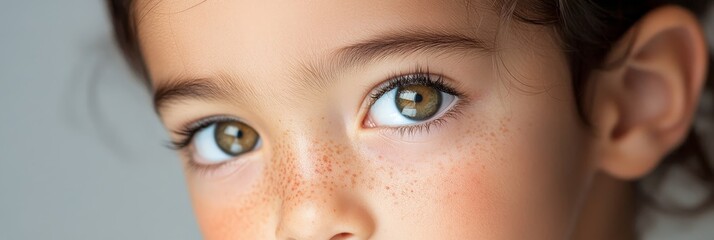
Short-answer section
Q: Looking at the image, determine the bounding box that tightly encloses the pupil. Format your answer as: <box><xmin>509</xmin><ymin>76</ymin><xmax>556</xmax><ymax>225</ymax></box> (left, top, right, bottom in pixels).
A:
<box><xmin>414</xmin><ymin>93</ymin><xmax>423</xmax><ymax>103</ymax></box>
<box><xmin>236</xmin><ymin>129</ymin><xmax>243</xmax><ymax>138</ymax></box>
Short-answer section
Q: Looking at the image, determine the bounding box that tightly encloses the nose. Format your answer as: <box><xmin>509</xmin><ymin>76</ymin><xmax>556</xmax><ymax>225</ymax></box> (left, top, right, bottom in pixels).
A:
<box><xmin>273</xmin><ymin>139</ymin><xmax>375</xmax><ymax>240</ymax></box>
<box><xmin>276</xmin><ymin>195</ymin><xmax>375</xmax><ymax>240</ymax></box>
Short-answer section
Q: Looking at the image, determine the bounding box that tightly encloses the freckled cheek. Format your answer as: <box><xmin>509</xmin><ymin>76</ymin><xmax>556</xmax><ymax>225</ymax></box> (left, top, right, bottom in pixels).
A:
<box><xmin>186</xmin><ymin>161</ymin><xmax>274</xmax><ymax>239</ymax></box>
<box><xmin>367</xmin><ymin>126</ymin><xmax>555</xmax><ymax>238</ymax></box>
<box><xmin>364</xmin><ymin>149</ymin><xmax>505</xmax><ymax>238</ymax></box>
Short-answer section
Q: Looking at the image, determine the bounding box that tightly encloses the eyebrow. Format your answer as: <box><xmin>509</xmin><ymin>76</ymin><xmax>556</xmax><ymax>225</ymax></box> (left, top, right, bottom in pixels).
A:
<box><xmin>153</xmin><ymin>30</ymin><xmax>493</xmax><ymax>113</ymax></box>
<box><xmin>153</xmin><ymin>72</ymin><xmax>258</xmax><ymax>112</ymax></box>
<box><xmin>333</xmin><ymin>30</ymin><xmax>492</xmax><ymax>68</ymax></box>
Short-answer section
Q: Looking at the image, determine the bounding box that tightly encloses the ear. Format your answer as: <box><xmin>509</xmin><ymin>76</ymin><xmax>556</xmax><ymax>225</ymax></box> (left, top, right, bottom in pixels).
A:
<box><xmin>585</xmin><ymin>6</ymin><xmax>709</xmax><ymax>180</ymax></box>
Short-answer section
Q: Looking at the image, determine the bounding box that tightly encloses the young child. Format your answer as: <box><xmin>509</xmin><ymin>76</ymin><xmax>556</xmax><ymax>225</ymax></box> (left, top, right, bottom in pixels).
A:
<box><xmin>107</xmin><ymin>0</ymin><xmax>713</xmax><ymax>239</ymax></box>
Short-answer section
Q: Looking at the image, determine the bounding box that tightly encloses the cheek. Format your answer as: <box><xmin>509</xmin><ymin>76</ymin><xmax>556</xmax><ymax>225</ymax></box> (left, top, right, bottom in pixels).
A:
<box><xmin>421</xmin><ymin>148</ymin><xmax>506</xmax><ymax>238</ymax></box>
<box><xmin>357</xmin><ymin>116</ymin><xmax>505</xmax><ymax>238</ymax></box>
<box><xmin>363</xmin><ymin>134</ymin><xmax>515</xmax><ymax>239</ymax></box>
<box><xmin>480</xmin><ymin>111</ymin><xmax>592</xmax><ymax>236</ymax></box>
<box><xmin>192</xmin><ymin>202</ymin><xmax>268</xmax><ymax>240</ymax></box>
<box><xmin>370</xmin><ymin>113</ymin><xmax>590</xmax><ymax>238</ymax></box>
<box><xmin>186</xmin><ymin>161</ymin><xmax>274</xmax><ymax>240</ymax></box>
<box><xmin>191</xmin><ymin>193</ymin><xmax>264</xmax><ymax>239</ymax></box>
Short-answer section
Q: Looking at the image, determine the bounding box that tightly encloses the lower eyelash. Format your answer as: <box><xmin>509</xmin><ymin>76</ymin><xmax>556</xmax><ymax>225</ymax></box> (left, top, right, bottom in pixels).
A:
<box><xmin>184</xmin><ymin>152</ymin><xmax>228</xmax><ymax>175</ymax></box>
<box><xmin>172</xmin><ymin>137</ymin><xmax>239</xmax><ymax>176</ymax></box>
<box><xmin>387</xmin><ymin>97</ymin><xmax>467</xmax><ymax>136</ymax></box>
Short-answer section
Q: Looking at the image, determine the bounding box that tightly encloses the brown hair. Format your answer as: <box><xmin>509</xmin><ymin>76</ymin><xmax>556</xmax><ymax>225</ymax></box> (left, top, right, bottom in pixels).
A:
<box><xmin>106</xmin><ymin>0</ymin><xmax>713</xmax><ymax>214</ymax></box>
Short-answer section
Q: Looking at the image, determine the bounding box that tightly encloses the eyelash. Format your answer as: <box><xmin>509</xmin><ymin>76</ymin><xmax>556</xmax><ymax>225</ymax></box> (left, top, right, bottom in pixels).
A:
<box><xmin>169</xmin><ymin>116</ymin><xmax>246</xmax><ymax>175</ymax></box>
<box><xmin>366</xmin><ymin>67</ymin><xmax>467</xmax><ymax>136</ymax></box>
<box><xmin>169</xmin><ymin>115</ymin><xmax>239</xmax><ymax>150</ymax></box>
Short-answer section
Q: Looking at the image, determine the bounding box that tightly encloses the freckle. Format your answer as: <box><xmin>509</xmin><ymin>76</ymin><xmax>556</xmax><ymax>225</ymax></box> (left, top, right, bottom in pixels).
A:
<box><xmin>385</xmin><ymin>186</ymin><xmax>390</xmax><ymax>190</ymax></box>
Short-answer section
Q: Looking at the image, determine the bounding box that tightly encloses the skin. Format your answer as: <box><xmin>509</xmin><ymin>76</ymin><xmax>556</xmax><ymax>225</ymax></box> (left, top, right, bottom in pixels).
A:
<box><xmin>134</xmin><ymin>0</ymin><xmax>709</xmax><ymax>239</ymax></box>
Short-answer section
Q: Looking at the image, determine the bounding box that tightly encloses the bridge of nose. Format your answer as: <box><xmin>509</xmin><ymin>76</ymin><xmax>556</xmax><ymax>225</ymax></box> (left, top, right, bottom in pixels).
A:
<box><xmin>267</xmin><ymin>129</ymin><xmax>376</xmax><ymax>240</ymax></box>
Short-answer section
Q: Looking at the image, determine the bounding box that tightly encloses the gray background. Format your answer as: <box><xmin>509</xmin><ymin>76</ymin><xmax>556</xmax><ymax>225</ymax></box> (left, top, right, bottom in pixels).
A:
<box><xmin>0</xmin><ymin>1</ymin><xmax>713</xmax><ymax>239</ymax></box>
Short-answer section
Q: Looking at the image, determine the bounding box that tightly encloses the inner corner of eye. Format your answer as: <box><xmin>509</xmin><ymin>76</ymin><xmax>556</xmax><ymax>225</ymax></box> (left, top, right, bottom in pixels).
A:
<box><xmin>362</xmin><ymin>114</ymin><xmax>377</xmax><ymax>128</ymax></box>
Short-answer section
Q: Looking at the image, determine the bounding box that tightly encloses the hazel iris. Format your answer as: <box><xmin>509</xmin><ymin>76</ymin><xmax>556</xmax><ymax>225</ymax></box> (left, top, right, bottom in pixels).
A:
<box><xmin>214</xmin><ymin>121</ymin><xmax>258</xmax><ymax>156</ymax></box>
<box><xmin>395</xmin><ymin>85</ymin><xmax>441</xmax><ymax>120</ymax></box>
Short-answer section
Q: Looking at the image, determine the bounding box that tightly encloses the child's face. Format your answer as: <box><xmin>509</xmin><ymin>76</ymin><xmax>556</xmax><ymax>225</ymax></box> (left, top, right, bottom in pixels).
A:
<box><xmin>138</xmin><ymin>0</ymin><xmax>598</xmax><ymax>238</ymax></box>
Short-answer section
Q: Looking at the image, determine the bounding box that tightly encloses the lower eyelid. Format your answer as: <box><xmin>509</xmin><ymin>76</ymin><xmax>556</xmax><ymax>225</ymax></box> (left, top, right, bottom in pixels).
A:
<box><xmin>377</xmin><ymin>96</ymin><xmax>466</xmax><ymax>139</ymax></box>
<box><xmin>184</xmin><ymin>141</ymin><xmax>264</xmax><ymax>178</ymax></box>
<box><xmin>191</xmin><ymin>137</ymin><xmax>263</xmax><ymax>166</ymax></box>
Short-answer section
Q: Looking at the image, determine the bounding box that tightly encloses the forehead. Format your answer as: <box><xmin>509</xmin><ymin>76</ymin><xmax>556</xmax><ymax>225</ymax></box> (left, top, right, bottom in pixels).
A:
<box><xmin>135</xmin><ymin>0</ymin><xmax>498</xmax><ymax>84</ymax></box>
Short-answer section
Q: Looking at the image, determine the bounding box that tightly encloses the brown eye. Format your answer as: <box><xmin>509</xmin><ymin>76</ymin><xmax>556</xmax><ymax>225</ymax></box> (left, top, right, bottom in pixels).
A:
<box><xmin>395</xmin><ymin>85</ymin><xmax>442</xmax><ymax>120</ymax></box>
<box><xmin>214</xmin><ymin>121</ymin><xmax>259</xmax><ymax>156</ymax></box>
<box><xmin>366</xmin><ymin>77</ymin><xmax>457</xmax><ymax>128</ymax></box>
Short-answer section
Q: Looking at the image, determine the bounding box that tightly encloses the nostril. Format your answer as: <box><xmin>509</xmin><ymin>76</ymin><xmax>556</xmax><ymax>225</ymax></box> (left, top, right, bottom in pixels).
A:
<box><xmin>329</xmin><ymin>232</ymin><xmax>354</xmax><ymax>240</ymax></box>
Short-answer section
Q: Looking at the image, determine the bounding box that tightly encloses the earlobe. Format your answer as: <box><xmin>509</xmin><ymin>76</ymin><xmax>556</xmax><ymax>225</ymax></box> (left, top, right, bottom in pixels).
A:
<box><xmin>587</xmin><ymin>6</ymin><xmax>709</xmax><ymax>180</ymax></box>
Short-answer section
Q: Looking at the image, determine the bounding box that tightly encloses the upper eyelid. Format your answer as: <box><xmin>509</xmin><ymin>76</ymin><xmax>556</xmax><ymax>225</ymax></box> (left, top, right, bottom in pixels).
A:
<box><xmin>175</xmin><ymin>115</ymin><xmax>240</xmax><ymax>136</ymax></box>
<box><xmin>370</xmin><ymin>72</ymin><xmax>432</xmax><ymax>99</ymax></box>
<box><xmin>170</xmin><ymin>115</ymin><xmax>246</xmax><ymax>150</ymax></box>
<box><xmin>367</xmin><ymin>72</ymin><xmax>461</xmax><ymax>106</ymax></box>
